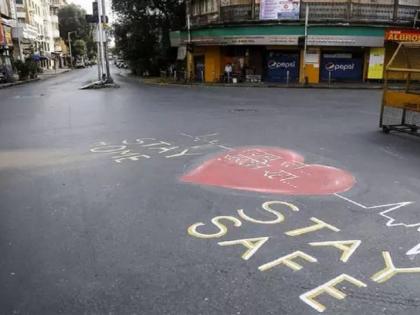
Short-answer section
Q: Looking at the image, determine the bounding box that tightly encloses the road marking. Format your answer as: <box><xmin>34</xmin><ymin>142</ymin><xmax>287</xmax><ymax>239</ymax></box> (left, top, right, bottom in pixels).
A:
<box><xmin>335</xmin><ymin>194</ymin><xmax>417</xmax><ymax>231</ymax></box>
<box><xmin>309</xmin><ymin>240</ymin><xmax>362</xmax><ymax>263</ymax></box>
<box><xmin>187</xmin><ymin>216</ymin><xmax>242</xmax><ymax>239</ymax></box>
<box><xmin>259</xmin><ymin>251</ymin><xmax>318</xmax><ymax>272</ymax></box>
<box><xmin>371</xmin><ymin>251</ymin><xmax>420</xmax><ymax>283</ymax></box>
<box><xmin>218</xmin><ymin>237</ymin><xmax>270</xmax><ymax>260</ymax></box>
<box><xmin>285</xmin><ymin>217</ymin><xmax>340</xmax><ymax>237</ymax></box>
<box><xmin>300</xmin><ymin>274</ymin><xmax>367</xmax><ymax>313</ymax></box>
<box><xmin>237</xmin><ymin>201</ymin><xmax>299</xmax><ymax>225</ymax></box>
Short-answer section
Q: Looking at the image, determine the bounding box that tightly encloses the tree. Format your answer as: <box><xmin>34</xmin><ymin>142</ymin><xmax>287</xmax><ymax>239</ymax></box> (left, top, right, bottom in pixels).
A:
<box><xmin>58</xmin><ymin>4</ymin><xmax>96</xmax><ymax>59</ymax></box>
<box><xmin>73</xmin><ymin>39</ymin><xmax>87</xmax><ymax>57</ymax></box>
<box><xmin>112</xmin><ymin>0</ymin><xmax>185</xmax><ymax>75</ymax></box>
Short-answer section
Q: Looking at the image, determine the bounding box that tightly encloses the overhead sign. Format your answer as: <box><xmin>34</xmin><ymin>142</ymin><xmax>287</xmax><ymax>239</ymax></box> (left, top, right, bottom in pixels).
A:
<box><xmin>368</xmin><ymin>48</ymin><xmax>385</xmax><ymax>79</ymax></box>
<box><xmin>307</xmin><ymin>35</ymin><xmax>384</xmax><ymax>47</ymax></box>
<box><xmin>260</xmin><ymin>0</ymin><xmax>300</xmax><ymax>20</ymax></box>
<box><xmin>385</xmin><ymin>29</ymin><xmax>420</xmax><ymax>42</ymax></box>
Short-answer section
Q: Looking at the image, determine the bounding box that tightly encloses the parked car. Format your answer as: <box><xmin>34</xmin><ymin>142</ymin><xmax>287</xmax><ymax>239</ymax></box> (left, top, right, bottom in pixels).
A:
<box><xmin>75</xmin><ymin>60</ymin><xmax>86</xmax><ymax>68</ymax></box>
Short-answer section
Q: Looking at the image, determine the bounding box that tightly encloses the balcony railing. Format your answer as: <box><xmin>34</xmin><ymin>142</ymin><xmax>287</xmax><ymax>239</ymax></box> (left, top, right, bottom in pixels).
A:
<box><xmin>190</xmin><ymin>1</ymin><xmax>419</xmax><ymax>27</ymax></box>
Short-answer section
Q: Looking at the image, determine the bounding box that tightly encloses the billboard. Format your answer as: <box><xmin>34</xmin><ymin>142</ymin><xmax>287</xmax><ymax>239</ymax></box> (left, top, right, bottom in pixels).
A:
<box><xmin>321</xmin><ymin>56</ymin><xmax>363</xmax><ymax>81</ymax></box>
<box><xmin>260</xmin><ymin>0</ymin><xmax>300</xmax><ymax>20</ymax></box>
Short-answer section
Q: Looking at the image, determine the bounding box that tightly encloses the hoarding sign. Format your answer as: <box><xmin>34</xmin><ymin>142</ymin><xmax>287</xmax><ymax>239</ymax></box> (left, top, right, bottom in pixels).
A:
<box><xmin>321</xmin><ymin>57</ymin><xmax>363</xmax><ymax>81</ymax></box>
<box><xmin>260</xmin><ymin>0</ymin><xmax>300</xmax><ymax>20</ymax></box>
<box><xmin>266</xmin><ymin>52</ymin><xmax>300</xmax><ymax>82</ymax></box>
<box><xmin>368</xmin><ymin>48</ymin><xmax>385</xmax><ymax>80</ymax></box>
<box><xmin>385</xmin><ymin>29</ymin><xmax>420</xmax><ymax>42</ymax></box>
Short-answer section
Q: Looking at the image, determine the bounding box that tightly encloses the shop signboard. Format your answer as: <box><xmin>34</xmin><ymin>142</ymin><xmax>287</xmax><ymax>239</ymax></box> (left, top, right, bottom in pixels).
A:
<box><xmin>0</xmin><ymin>22</ymin><xmax>4</xmax><ymax>46</ymax></box>
<box><xmin>266</xmin><ymin>52</ymin><xmax>299</xmax><ymax>83</ymax></box>
<box><xmin>320</xmin><ymin>56</ymin><xmax>363</xmax><ymax>81</ymax></box>
<box><xmin>4</xmin><ymin>25</ymin><xmax>12</xmax><ymax>46</ymax></box>
<box><xmin>385</xmin><ymin>29</ymin><xmax>420</xmax><ymax>42</ymax></box>
<box><xmin>368</xmin><ymin>48</ymin><xmax>385</xmax><ymax>80</ymax></box>
<box><xmin>190</xmin><ymin>35</ymin><xmax>299</xmax><ymax>46</ymax></box>
<box><xmin>260</xmin><ymin>0</ymin><xmax>300</xmax><ymax>20</ymax></box>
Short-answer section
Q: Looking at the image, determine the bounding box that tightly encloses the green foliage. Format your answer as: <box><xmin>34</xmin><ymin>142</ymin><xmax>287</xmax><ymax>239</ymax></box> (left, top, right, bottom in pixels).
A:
<box><xmin>58</xmin><ymin>4</ymin><xmax>96</xmax><ymax>58</ymax></box>
<box><xmin>14</xmin><ymin>60</ymin><xmax>30</xmax><ymax>80</ymax></box>
<box><xmin>73</xmin><ymin>39</ymin><xmax>87</xmax><ymax>57</ymax></box>
<box><xmin>13</xmin><ymin>58</ymin><xmax>40</xmax><ymax>80</ymax></box>
<box><xmin>112</xmin><ymin>0</ymin><xmax>185</xmax><ymax>75</ymax></box>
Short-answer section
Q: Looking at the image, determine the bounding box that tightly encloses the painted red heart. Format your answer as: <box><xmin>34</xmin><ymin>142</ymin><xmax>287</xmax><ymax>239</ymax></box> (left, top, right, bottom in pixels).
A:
<box><xmin>181</xmin><ymin>147</ymin><xmax>355</xmax><ymax>196</ymax></box>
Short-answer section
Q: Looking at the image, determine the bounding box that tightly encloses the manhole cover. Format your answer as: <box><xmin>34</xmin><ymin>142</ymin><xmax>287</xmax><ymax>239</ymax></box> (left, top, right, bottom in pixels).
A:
<box><xmin>230</xmin><ymin>108</ymin><xmax>258</xmax><ymax>113</ymax></box>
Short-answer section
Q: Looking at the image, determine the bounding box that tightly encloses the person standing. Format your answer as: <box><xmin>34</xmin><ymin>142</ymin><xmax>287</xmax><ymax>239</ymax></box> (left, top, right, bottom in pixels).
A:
<box><xmin>224</xmin><ymin>63</ymin><xmax>233</xmax><ymax>83</ymax></box>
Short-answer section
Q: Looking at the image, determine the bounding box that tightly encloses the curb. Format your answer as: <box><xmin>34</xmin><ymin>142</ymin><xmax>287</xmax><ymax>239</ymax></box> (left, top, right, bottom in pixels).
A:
<box><xmin>142</xmin><ymin>81</ymin><xmax>384</xmax><ymax>90</ymax></box>
<box><xmin>0</xmin><ymin>69</ymin><xmax>71</xmax><ymax>90</ymax></box>
<box><xmin>0</xmin><ymin>78</ymin><xmax>40</xmax><ymax>89</ymax></box>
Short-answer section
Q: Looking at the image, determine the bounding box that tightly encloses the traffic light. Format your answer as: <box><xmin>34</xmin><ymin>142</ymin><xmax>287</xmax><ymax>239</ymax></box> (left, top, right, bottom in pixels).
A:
<box><xmin>93</xmin><ymin>1</ymin><xmax>98</xmax><ymax>17</ymax></box>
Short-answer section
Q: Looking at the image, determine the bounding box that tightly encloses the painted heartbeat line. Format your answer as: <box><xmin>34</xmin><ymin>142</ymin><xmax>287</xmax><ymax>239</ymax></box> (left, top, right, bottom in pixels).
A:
<box><xmin>335</xmin><ymin>193</ymin><xmax>419</xmax><ymax>231</ymax></box>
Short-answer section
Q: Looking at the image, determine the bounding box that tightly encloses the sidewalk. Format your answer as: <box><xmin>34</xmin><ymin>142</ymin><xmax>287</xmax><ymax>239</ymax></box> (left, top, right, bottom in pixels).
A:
<box><xmin>118</xmin><ymin>70</ymin><xmax>420</xmax><ymax>90</ymax></box>
<box><xmin>146</xmin><ymin>78</ymin><xmax>385</xmax><ymax>89</ymax></box>
<box><xmin>0</xmin><ymin>68</ymin><xmax>71</xmax><ymax>90</ymax></box>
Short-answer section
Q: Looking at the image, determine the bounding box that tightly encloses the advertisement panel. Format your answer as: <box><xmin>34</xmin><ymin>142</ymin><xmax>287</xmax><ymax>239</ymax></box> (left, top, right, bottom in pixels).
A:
<box><xmin>265</xmin><ymin>52</ymin><xmax>300</xmax><ymax>82</ymax></box>
<box><xmin>368</xmin><ymin>48</ymin><xmax>385</xmax><ymax>80</ymax></box>
<box><xmin>260</xmin><ymin>0</ymin><xmax>300</xmax><ymax>20</ymax></box>
<box><xmin>320</xmin><ymin>56</ymin><xmax>363</xmax><ymax>81</ymax></box>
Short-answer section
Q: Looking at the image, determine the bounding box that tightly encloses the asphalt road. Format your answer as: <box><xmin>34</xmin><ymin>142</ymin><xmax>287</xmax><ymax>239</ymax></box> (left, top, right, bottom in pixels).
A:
<box><xmin>1</xmin><ymin>67</ymin><xmax>420</xmax><ymax>315</ymax></box>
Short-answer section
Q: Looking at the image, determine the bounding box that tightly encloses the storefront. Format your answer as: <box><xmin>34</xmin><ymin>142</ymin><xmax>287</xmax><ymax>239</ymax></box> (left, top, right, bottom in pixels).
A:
<box><xmin>171</xmin><ymin>25</ymin><xmax>386</xmax><ymax>84</ymax></box>
<box><xmin>0</xmin><ymin>21</ymin><xmax>14</xmax><ymax>80</ymax></box>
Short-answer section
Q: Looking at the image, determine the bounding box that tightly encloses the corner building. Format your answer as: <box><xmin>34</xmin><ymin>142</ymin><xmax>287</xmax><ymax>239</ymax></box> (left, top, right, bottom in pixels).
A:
<box><xmin>171</xmin><ymin>0</ymin><xmax>420</xmax><ymax>84</ymax></box>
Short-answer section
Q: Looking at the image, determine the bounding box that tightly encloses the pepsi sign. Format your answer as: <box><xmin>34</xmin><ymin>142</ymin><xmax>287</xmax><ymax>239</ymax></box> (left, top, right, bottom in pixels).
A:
<box><xmin>266</xmin><ymin>53</ymin><xmax>299</xmax><ymax>83</ymax></box>
<box><xmin>321</xmin><ymin>57</ymin><xmax>362</xmax><ymax>81</ymax></box>
<box><xmin>268</xmin><ymin>60</ymin><xmax>297</xmax><ymax>70</ymax></box>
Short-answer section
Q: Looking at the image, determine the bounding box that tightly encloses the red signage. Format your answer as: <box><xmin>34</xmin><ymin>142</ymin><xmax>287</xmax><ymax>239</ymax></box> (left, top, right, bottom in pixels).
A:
<box><xmin>386</xmin><ymin>29</ymin><xmax>420</xmax><ymax>42</ymax></box>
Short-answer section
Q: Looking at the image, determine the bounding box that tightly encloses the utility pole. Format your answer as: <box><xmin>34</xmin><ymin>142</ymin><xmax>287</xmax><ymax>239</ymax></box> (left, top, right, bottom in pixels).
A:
<box><xmin>101</xmin><ymin>0</ymin><xmax>113</xmax><ymax>83</ymax></box>
<box><xmin>97</xmin><ymin>0</ymin><xmax>105</xmax><ymax>81</ymax></box>
<box><xmin>68</xmin><ymin>31</ymin><xmax>75</xmax><ymax>68</ymax></box>
<box><xmin>303</xmin><ymin>5</ymin><xmax>309</xmax><ymax>84</ymax></box>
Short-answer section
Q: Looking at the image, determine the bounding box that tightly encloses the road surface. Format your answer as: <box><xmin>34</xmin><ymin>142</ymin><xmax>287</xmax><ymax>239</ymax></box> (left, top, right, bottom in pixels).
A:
<box><xmin>1</xmin><ymin>67</ymin><xmax>420</xmax><ymax>314</ymax></box>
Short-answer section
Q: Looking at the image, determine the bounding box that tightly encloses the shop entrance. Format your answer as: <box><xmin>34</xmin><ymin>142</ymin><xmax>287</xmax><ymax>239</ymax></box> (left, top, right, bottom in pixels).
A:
<box><xmin>320</xmin><ymin>52</ymin><xmax>363</xmax><ymax>82</ymax></box>
<box><xmin>194</xmin><ymin>56</ymin><xmax>205</xmax><ymax>82</ymax></box>
<box><xmin>265</xmin><ymin>51</ymin><xmax>300</xmax><ymax>83</ymax></box>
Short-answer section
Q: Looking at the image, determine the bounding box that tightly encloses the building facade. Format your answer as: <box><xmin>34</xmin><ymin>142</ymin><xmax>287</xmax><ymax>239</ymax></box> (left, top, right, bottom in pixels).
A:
<box><xmin>171</xmin><ymin>0</ymin><xmax>420</xmax><ymax>84</ymax></box>
<box><xmin>13</xmin><ymin>0</ymin><xmax>65</xmax><ymax>68</ymax></box>
<box><xmin>1</xmin><ymin>0</ymin><xmax>15</xmax><ymax>78</ymax></box>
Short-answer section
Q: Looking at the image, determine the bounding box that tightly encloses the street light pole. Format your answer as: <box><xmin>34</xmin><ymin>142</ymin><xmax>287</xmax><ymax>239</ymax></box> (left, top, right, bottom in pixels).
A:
<box><xmin>68</xmin><ymin>31</ymin><xmax>75</xmax><ymax>68</ymax></box>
